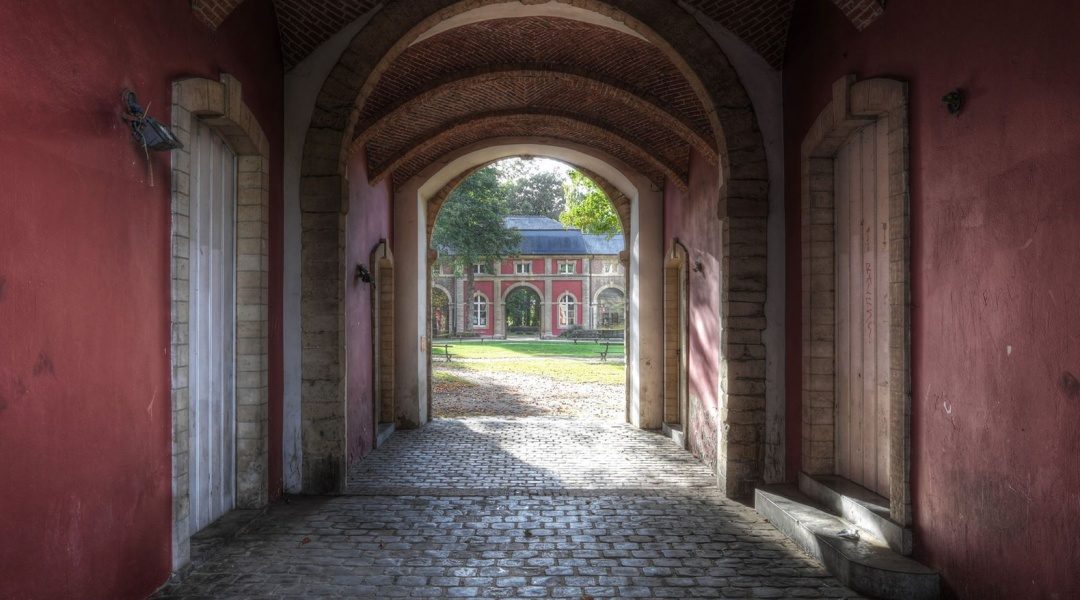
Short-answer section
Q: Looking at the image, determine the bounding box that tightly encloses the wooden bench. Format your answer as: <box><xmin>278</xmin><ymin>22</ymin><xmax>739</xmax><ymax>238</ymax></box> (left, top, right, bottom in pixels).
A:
<box><xmin>433</xmin><ymin>343</ymin><xmax>454</xmax><ymax>362</ymax></box>
<box><xmin>597</xmin><ymin>342</ymin><xmax>611</xmax><ymax>362</ymax></box>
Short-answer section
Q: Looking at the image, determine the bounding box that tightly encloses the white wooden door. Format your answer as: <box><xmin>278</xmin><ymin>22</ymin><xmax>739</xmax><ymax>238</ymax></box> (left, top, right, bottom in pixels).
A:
<box><xmin>188</xmin><ymin>121</ymin><xmax>237</xmax><ymax>534</ymax></box>
<box><xmin>835</xmin><ymin>119</ymin><xmax>891</xmax><ymax>497</ymax></box>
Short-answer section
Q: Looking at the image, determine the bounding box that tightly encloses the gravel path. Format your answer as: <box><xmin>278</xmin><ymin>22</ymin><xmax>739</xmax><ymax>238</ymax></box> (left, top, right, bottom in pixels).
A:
<box><xmin>433</xmin><ymin>361</ymin><xmax>625</xmax><ymax>421</ymax></box>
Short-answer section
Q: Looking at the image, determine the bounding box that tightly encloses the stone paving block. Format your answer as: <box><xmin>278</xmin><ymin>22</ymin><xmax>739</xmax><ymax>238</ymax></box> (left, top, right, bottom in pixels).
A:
<box><xmin>154</xmin><ymin>417</ymin><xmax>862</xmax><ymax>600</ymax></box>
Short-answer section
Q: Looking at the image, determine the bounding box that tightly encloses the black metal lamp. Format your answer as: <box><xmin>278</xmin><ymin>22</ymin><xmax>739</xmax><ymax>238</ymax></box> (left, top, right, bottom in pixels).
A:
<box><xmin>122</xmin><ymin>89</ymin><xmax>183</xmax><ymax>151</ymax></box>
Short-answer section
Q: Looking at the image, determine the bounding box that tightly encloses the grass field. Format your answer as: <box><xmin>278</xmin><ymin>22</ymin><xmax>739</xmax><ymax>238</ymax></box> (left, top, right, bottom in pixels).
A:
<box><xmin>446</xmin><ymin>358</ymin><xmax>625</xmax><ymax>386</ymax></box>
<box><xmin>431</xmin><ymin>339</ymin><xmax>624</xmax><ymax>360</ymax></box>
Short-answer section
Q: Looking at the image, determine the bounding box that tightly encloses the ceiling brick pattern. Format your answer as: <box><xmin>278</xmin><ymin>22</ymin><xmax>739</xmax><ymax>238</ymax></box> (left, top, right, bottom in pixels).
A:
<box><xmin>358</xmin><ymin>18</ymin><xmax>712</xmax><ymax>138</ymax></box>
<box><xmin>191</xmin><ymin>0</ymin><xmax>246</xmax><ymax>29</ymax></box>
<box><xmin>828</xmin><ymin>0</ymin><xmax>885</xmax><ymax>30</ymax></box>
<box><xmin>271</xmin><ymin>0</ymin><xmax>382</xmax><ymax>66</ymax></box>
<box><xmin>361</xmin><ymin>74</ymin><xmax>693</xmax><ymax>180</ymax></box>
<box><xmin>388</xmin><ymin>114</ymin><xmax>677</xmax><ymax>189</ymax></box>
<box><xmin>681</xmin><ymin>0</ymin><xmax>795</xmax><ymax>67</ymax></box>
<box><xmin>198</xmin><ymin>0</ymin><xmax>881</xmax><ymax>68</ymax></box>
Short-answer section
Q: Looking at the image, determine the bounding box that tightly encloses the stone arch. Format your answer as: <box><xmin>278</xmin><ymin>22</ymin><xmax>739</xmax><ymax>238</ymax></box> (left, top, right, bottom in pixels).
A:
<box><xmin>169</xmin><ymin>74</ymin><xmax>270</xmax><ymax>569</ymax></box>
<box><xmin>592</xmin><ymin>283</ymin><xmax>626</xmax><ymax>306</ymax></box>
<box><xmin>800</xmin><ymin>75</ymin><xmax>911</xmax><ymax>527</ymax></box>
<box><xmin>299</xmin><ymin>0</ymin><xmax>770</xmax><ymax>495</ymax></box>
<box><xmin>392</xmin><ymin>137</ymin><xmax>663</xmax><ymax>431</ymax></box>
<box><xmin>425</xmin><ymin>155</ymin><xmax>631</xmax><ymax>248</ymax></box>
<box><xmin>353</xmin><ymin>68</ymin><xmax>717</xmax><ymax>163</ymax></box>
<box><xmin>502</xmin><ymin>281</ymin><xmax>543</xmax><ymax>300</ymax></box>
<box><xmin>367</xmin><ymin>112</ymin><xmax>686</xmax><ymax>188</ymax></box>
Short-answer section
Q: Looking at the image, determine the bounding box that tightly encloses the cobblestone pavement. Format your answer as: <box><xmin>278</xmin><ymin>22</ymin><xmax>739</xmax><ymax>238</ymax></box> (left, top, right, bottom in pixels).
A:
<box><xmin>346</xmin><ymin>418</ymin><xmax>715</xmax><ymax>493</ymax></box>
<box><xmin>155</xmin><ymin>418</ymin><xmax>861</xmax><ymax>599</ymax></box>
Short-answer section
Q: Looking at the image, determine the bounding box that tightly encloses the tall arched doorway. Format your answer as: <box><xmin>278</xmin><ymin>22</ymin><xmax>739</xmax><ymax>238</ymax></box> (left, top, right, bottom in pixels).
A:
<box><xmin>595</xmin><ymin>287</ymin><xmax>626</xmax><ymax>331</ymax></box>
<box><xmin>504</xmin><ymin>285</ymin><xmax>542</xmax><ymax>338</ymax></box>
<box><xmin>431</xmin><ymin>286</ymin><xmax>451</xmax><ymax>337</ymax></box>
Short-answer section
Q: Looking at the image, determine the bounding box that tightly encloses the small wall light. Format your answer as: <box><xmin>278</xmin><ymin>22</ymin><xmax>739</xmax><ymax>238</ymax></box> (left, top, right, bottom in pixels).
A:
<box><xmin>941</xmin><ymin>89</ymin><xmax>965</xmax><ymax>116</ymax></box>
<box><xmin>355</xmin><ymin>264</ymin><xmax>374</xmax><ymax>285</ymax></box>
<box><xmin>122</xmin><ymin>89</ymin><xmax>183</xmax><ymax>151</ymax></box>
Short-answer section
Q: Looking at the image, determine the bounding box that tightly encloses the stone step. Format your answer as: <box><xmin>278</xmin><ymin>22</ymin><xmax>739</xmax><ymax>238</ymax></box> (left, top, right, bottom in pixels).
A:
<box><xmin>755</xmin><ymin>484</ymin><xmax>939</xmax><ymax>600</ymax></box>
<box><xmin>799</xmin><ymin>472</ymin><xmax>912</xmax><ymax>555</ymax></box>
<box><xmin>376</xmin><ymin>422</ymin><xmax>396</xmax><ymax>447</ymax></box>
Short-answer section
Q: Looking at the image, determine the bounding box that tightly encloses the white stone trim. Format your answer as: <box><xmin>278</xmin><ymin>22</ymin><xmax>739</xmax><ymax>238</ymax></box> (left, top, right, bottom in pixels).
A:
<box><xmin>800</xmin><ymin>75</ymin><xmax>911</xmax><ymax>524</ymax></box>
<box><xmin>170</xmin><ymin>74</ymin><xmax>270</xmax><ymax>570</ymax></box>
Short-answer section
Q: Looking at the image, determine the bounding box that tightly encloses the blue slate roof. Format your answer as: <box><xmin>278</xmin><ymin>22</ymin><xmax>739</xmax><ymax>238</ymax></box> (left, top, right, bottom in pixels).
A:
<box><xmin>440</xmin><ymin>215</ymin><xmax>623</xmax><ymax>257</ymax></box>
<box><xmin>503</xmin><ymin>216</ymin><xmax>623</xmax><ymax>256</ymax></box>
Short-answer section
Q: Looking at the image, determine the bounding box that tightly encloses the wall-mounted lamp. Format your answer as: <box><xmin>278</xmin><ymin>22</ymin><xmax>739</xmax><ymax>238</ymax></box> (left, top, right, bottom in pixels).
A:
<box><xmin>355</xmin><ymin>264</ymin><xmax>374</xmax><ymax>286</ymax></box>
<box><xmin>941</xmin><ymin>89</ymin><xmax>965</xmax><ymax>116</ymax></box>
<box><xmin>122</xmin><ymin>89</ymin><xmax>183</xmax><ymax>151</ymax></box>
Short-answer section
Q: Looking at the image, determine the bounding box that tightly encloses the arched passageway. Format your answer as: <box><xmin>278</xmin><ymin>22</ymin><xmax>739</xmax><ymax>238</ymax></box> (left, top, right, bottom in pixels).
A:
<box><xmin>294</xmin><ymin>0</ymin><xmax>772</xmax><ymax>502</ymax></box>
<box><xmin>503</xmin><ymin>285</ymin><xmax>542</xmax><ymax>337</ymax></box>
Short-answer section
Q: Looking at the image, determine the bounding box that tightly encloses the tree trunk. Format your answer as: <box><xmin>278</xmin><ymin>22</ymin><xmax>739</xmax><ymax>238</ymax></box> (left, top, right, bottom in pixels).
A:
<box><xmin>464</xmin><ymin>268</ymin><xmax>475</xmax><ymax>331</ymax></box>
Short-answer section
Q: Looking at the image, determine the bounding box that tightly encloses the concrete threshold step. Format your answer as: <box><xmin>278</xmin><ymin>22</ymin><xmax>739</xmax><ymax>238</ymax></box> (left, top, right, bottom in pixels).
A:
<box><xmin>376</xmin><ymin>422</ymin><xmax>396</xmax><ymax>447</ymax></box>
<box><xmin>799</xmin><ymin>473</ymin><xmax>912</xmax><ymax>555</ymax></box>
<box><xmin>756</xmin><ymin>484</ymin><xmax>939</xmax><ymax>600</ymax></box>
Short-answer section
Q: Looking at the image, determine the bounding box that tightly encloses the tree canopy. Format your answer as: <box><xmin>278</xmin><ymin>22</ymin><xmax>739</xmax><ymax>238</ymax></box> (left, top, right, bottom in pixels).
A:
<box><xmin>559</xmin><ymin>170</ymin><xmax>621</xmax><ymax>237</ymax></box>
<box><xmin>432</xmin><ymin>166</ymin><xmax>521</xmax><ymax>274</ymax></box>
<box><xmin>496</xmin><ymin>159</ymin><xmax>566</xmax><ymax>219</ymax></box>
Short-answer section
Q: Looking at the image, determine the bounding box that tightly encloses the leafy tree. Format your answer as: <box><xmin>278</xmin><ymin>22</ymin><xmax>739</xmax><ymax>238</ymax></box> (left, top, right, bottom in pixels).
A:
<box><xmin>431</xmin><ymin>166</ymin><xmax>520</xmax><ymax>330</ymax></box>
<box><xmin>500</xmin><ymin>168</ymin><xmax>567</xmax><ymax>218</ymax></box>
<box><xmin>559</xmin><ymin>170</ymin><xmax>621</xmax><ymax>237</ymax></box>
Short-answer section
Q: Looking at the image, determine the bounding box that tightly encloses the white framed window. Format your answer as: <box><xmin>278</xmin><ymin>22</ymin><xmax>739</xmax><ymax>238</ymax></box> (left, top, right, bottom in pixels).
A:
<box><xmin>472</xmin><ymin>263</ymin><xmax>490</xmax><ymax>275</ymax></box>
<box><xmin>558</xmin><ymin>260</ymin><xmax>575</xmax><ymax>275</ymax></box>
<box><xmin>471</xmin><ymin>292</ymin><xmax>488</xmax><ymax>327</ymax></box>
<box><xmin>601</xmin><ymin>261</ymin><xmax>618</xmax><ymax>274</ymax></box>
<box><xmin>558</xmin><ymin>292</ymin><xmax>577</xmax><ymax>326</ymax></box>
<box><xmin>514</xmin><ymin>260</ymin><xmax>532</xmax><ymax>275</ymax></box>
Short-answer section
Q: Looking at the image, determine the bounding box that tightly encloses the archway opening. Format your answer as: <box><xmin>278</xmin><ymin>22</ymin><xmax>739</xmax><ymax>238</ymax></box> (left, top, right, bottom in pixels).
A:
<box><xmin>504</xmin><ymin>286</ymin><xmax>542</xmax><ymax>338</ymax></box>
<box><xmin>428</xmin><ymin>157</ymin><xmax>628</xmax><ymax>422</ymax></box>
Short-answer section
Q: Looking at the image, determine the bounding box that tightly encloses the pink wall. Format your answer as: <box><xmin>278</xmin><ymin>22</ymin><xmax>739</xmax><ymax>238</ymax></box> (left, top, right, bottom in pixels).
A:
<box><xmin>346</xmin><ymin>148</ymin><xmax>391</xmax><ymax>465</ymax></box>
<box><xmin>664</xmin><ymin>150</ymin><xmax>722</xmax><ymax>470</ymax></box>
<box><xmin>551</xmin><ymin>280</ymin><xmax>584</xmax><ymax>335</ymax></box>
<box><xmin>0</xmin><ymin>1</ymin><xmax>283</xmax><ymax>597</ymax></box>
<box><xmin>784</xmin><ymin>1</ymin><xmax>1080</xmax><ymax>596</ymax></box>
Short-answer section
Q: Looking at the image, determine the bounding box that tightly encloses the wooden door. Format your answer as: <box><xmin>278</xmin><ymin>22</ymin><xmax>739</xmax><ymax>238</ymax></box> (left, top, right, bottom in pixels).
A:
<box><xmin>188</xmin><ymin>120</ymin><xmax>237</xmax><ymax>534</ymax></box>
<box><xmin>835</xmin><ymin>119</ymin><xmax>891</xmax><ymax>497</ymax></box>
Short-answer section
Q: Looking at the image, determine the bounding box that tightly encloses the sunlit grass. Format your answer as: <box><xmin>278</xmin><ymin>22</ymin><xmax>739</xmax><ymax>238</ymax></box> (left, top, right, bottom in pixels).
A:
<box><xmin>432</xmin><ymin>339</ymin><xmax>624</xmax><ymax>360</ymax></box>
<box><xmin>450</xmin><ymin>357</ymin><xmax>625</xmax><ymax>385</ymax></box>
<box><xmin>433</xmin><ymin>370</ymin><xmax>477</xmax><ymax>386</ymax></box>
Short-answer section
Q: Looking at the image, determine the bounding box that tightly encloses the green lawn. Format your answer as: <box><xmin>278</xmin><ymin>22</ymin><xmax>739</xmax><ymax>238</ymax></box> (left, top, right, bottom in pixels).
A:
<box><xmin>431</xmin><ymin>339</ymin><xmax>624</xmax><ymax>360</ymax></box>
<box><xmin>446</xmin><ymin>358</ymin><xmax>625</xmax><ymax>386</ymax></box>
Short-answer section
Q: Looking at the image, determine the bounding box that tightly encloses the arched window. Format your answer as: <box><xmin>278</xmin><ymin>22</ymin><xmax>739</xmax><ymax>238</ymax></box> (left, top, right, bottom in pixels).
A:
<box><xmin>558</xmin><ymin>292</ymin><xmax>577</xmax><ymax>327</ymax></box>
<box><xmin>596</xmin><ymin>287</ymin><xmax>625</xmax><ymax>329</ymax></box>
<box><xmin>471</xmin><ymin>292</ymin><xmax>488</xmax><ymax>328</ymax></box>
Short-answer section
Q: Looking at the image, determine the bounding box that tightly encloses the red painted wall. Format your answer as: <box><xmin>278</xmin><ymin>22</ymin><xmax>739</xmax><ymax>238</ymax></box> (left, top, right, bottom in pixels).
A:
<box><xmin>784</xmin><ymin>1</ymin><xmax>1080</xmax><ymax>597</ymax></box>
<box><xmin>551</xmin><ymin>280</ymin><xmax>583</xmax><ymax>335</ymax></box>
<box><xmin>0</xmin><ymin>1</ymin><xmax>283</xmax><ymax>597</ymax></box>
<box><xmin>346</xmin><ymin>148</ymin><xmax>391</xmax><ymax>465</ymax></box>
<box><xmin>471</xmin><ymin>280</ymin><xmax>496</xmax><ymax>336</ymax></box>
<box><xmin>664</xmin><ymin>150</ymin><xmax>722</xmax><ymax>471</ymax></box>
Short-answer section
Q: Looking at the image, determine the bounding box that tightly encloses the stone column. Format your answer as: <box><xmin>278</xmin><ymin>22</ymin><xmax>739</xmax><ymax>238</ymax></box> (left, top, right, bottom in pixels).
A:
<box><xmin>542</xmin><ymin>277</ymin><xmax>553</xmax><ymax>338</ymax></box>
<box><xmin>493</xmin><ymin>279</ymin><xmax>504</xmax><ymax>338</ymax></box>
<box><xmin>454</xmin><ymin>277</ymin><xmax>465</xmax><ymax>334</ymax></box>
<box><xmin>393</xmin><ymin>185</ymin><xmax>428</xmax><ymax>428</ymax></box>
<box><xmin>582</xmin><ymin>257</ymin><xmax>592</xmax><ymax>329</ymax></box>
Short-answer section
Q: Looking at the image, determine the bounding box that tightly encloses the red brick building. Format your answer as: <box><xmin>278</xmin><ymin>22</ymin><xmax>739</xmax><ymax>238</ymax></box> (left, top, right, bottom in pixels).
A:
<box><xmin>433</xmin><ymin>216</ymin><xmax>625</xmax><ymax>337</ymax></box>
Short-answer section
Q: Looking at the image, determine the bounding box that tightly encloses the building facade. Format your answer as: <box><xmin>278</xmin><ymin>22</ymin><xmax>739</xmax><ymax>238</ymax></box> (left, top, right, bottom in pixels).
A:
<box><xmin>433</xmin><ymin>217</ymin><xmax>625</xmax><ymax>338</ymax></box>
